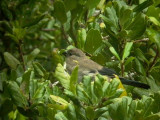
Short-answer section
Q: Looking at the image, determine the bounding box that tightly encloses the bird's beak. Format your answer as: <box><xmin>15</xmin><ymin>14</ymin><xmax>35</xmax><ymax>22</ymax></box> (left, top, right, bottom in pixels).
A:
<box><xmin>62</xmin><ymin>51</ymin><xmax>67</xmax><ymax>56</ymax></box>
<box><xmin>58</xmin><ymin>49</ymin><xmax>67</xmax><ymax>56</ymax></box>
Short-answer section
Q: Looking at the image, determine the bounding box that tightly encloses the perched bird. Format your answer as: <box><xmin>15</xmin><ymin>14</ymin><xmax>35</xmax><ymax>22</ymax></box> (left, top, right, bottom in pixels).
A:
<box><xmin>63</xmin><ymin>48</ymin><xmax>150</xmax><ymax>89</ymax></box>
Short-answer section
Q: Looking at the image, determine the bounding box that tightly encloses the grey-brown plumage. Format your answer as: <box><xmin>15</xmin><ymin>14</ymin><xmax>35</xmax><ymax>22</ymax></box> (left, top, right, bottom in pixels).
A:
<box><xmin>64</xmin><ymin>48</ymin><xmax>150</xmax><ymax>89</ymax></box>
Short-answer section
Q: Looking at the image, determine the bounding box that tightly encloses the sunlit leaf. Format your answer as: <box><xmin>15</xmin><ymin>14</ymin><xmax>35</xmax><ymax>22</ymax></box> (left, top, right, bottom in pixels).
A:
<box><xmin>70</xmin><ymin>66</ymin><xmax>78</xmax><ymax>95</ymax></box>
<box><xmin>109</xmin><ymin>47</ymin><xmax>120</xmax><ymax>60</ymax></box>
<box><xmin>54</xmin><ymin>63</ymin><xmax>70</xmax><ymax>89</ymax></box>
<box><xmin>122</xmin><ymin>42</ymin><xmax>133</xmax><ymax>61</ymax></box>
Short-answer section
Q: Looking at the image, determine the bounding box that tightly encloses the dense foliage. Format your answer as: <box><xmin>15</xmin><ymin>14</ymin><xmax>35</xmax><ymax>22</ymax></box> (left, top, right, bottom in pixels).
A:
<box><xmin>0</xmin><ymin>0</ymin><xmax>160</xmax><ymax>119</ymax></box>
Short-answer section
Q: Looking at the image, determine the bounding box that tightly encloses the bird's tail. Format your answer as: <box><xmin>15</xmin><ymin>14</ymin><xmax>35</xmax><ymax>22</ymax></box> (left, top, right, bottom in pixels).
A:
<box><xmin>120</xmin><ymin>78</ymin><xmax>150</xmax><ymax>89</ymax></box>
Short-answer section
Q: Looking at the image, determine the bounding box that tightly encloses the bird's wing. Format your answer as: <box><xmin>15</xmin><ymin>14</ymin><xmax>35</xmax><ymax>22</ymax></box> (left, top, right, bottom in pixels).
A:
<box><xmin>98</xmin><ymin>67</ymin><xmax>117</xmax><ymax>76</ymax></box>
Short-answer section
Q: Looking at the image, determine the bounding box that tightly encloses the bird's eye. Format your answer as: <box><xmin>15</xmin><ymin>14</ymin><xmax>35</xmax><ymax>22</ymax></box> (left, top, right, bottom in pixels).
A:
<box><xmin>68</xmin><ymin>52</ymin><xmax>72</xmax><ymax>56</ymax></box>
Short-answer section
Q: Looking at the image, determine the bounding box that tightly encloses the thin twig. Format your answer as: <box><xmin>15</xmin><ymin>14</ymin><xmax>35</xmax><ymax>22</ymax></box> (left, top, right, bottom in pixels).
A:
<box><xmin>102</xmin><ymin>35</ymin><xmax>109</xmax><ymax>40</ymax></box>
<box><xmin>121</xmin><ymin>61</ymin><xmax>124</xmax><ymax>77</ymax></box>
<box><xmin>18</xmin><ymin>40</ymin><xmax>26</xmax><ymax>71</ymax></box>
<box><xmin>146</xmin><ymin>48</ymin><xmax>159</xmax><ymax>76</ymax></box>
<box><xmin>61</xmin><ymin>25</ymin><xmax>71</xmax><ymax>45</ymax></box>
<box><xmin>41</xmin><ymin>28</ymin><xmax>55</xmax><ymax>31</ymax></box>
<box><xmin>70</xmin><ymin>19</ymin><xmax>77</xmax><ymax>47</ymax></box>
<box><xmin>133</xmin><ymin>38</ymin><xmax>149</xmax><ymax>43</ymax></box>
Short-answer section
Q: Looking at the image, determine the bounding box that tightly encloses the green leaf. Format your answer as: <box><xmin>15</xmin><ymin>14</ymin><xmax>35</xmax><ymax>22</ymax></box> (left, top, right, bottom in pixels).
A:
<box><xmin>32</xmin><ymin>62</ymin><xmax>46</xmax><ymax>77</ymax></box>
<box><xmin>135</xmin><ymin>58</ymin><xmax>146</xmax><ymax>76</ymax></box>
<box><xmin>133</xmin><ymin>0</ymin><xmax>154</xmax><ymax>13</ymax></box>
<box><xmin>145</xmin><ymin>113</ymin><xmax>160</xmax><ymax>120</ymax></box>
<box><xmin>85</xmin><ymin>106</ymin><xmax>95</xmax><ymax>119</ymax></box>
<box><xmin>109</xmin><ymin>47</ymin><xmax>120</xmax><ymax>60</ymax></box>
<box><xmin>84</xmin><ymin>29</ymin><xmax>103</xmax><ymax>54</ymax></box>
<box><xmin>148</xmin><ymin>17</ymin><xmax>160</xmax><ymax>27</ymax></box>
<box><xmin>109</xmin><ymin>97</ymin><xmax>136</xmax><ymax>120</ymax></box>
<box><xmin>135</xmin><ymin>48</ymin><xmax>149</xmax><ymax>64</ymax></box>
<box><xmin>83</xmin><ymin>76</ymin><xmax>92</xmax><ymax>98</ymax></box>
<box><xmin>54</xmin><ymin>63</ymin><xmax>70</xmax><ymax>89</ymax></box>
<box><xmin>32</xmin><ymin>82</ymin><xmax>46</xmax><ymax>100</ymax></box>
<box><xmin>27</xmin><ymin>48</ymin><xmax>40</xmax><ymax>62</ymax></box>
<box><xmin>119</xmin><ymin>8</ymin><xmax>133</xmax><ymax>29</ymax></box>
<box><xmin>0</xmin><ymin>72</ymin><xmax>7</xmax><ymax>91</ymax></box>
<box><xmin>64</xmin><ymin>0</ymin><xmax>77</xmax><ymax>11</ymax></box>
<box><xmin>50</xmin><ymin>95</ymin><xmax>69</xmax><ymax>108</ymax></box>
<box><xmin>22</xmin><ymin>14</ymin><xmax>45</xmax><ymax>28</ymax></box>
<box><xmin>0</xmin><ymin>21</ymin><xmax>12</xmax><ymax>33</ymax></box>
<box><xmin>70</xmin><ymin>66</ymin><xmax>78</xmax><ymax>95</ymax></box>
<box><xmin>94</xmin><ymin>76</ymin><xmax>103</xmax><ymax>98</ymax></box>
<box><xmin>102</xmin><ymin>7</ymin><xmax>119</xmax><ymax>34</ymax></box>
<box><xmin>105</xmin><ymin>78</ymin><xmax>120</xmax><ymax>97</ymax></box>
<box><xmin>146</xmin><ymin>76</ymin><xmax>160</xmax><ymax>91</ymax></box>
<box><xmin>151</xmin><ymin>92</ymin><xmax>160</xmax><ymax>114</ymax></box>
<box><xmin>127</xmin><ymin>13</ymin><xmax>147</xmax><ymax>39</ymax></box>
<box><xmin>53</xmin><ymin>1</ymin><xmax>67</xmax><ymax>24</ymax></box>
<box><xmin>0</xmin><ymin>1</ymin><xmax>13</xmax><ymax>20</ymax></box>
<box><xmin>4</xmin><ymin>52</ymin><xmax>20</xmax><ymax>69</ymax></box>
<box><xmin>20</xmin><ymin>69</ymin><xmax>34</xmax><ymax>94</ymax></box>
<box><xmin>67</xmin><ymin>103</ymin><xmax>77</xmax><ymax>120</ymax></box>
<box><xmin>12</xmin><ymin>27</ymin><xmax>26</xmax><ymax>42</ymax></box>
<box><xmin>7</xmin><ymin>81</ymin><xmax>28</xmax><ymax>107</ymax></box>
<box><xmin>29</xmin><ymin>79</ymin><xmax>38</xmax><ymax>99</ymax></box>
<box><xmin>146</xmin><ymin>6</ymin><xmax>160</xmax><ymax>20</ymax></box>
<box><xmin>97</xmin><ymin>0</ymin><xmax>106</xmax><ymax>9</ymax></box>
<box><xmin>64</xmin><ymin>89</ymin><xmax>81</xmax><ymax>106</ymax></box>
<box><xmin>135</xmin><ymin>96</ymin><xmax>154</xmax><ymax>119</ymax></box>
<box><xmin>86</xmin><ymin>0</ymin><xmax>100</xmax><ymax>9</ymax></box>
<box><xmin>5</xmin><ymin>33</ymin><xmax>18</xmax><ymax>43</ymax></box>
<box><xmin>124</xmin><ymin>57</ymin><xmax>135</xmax><ymax>66</ymax></box>
<box><xmin>77</xmin><ymin>28</ymin><xmax>86</xmax><ymax>49</ymax></box>
<box><xmin>55</xmin><ymin>112</ymin><xmax>68</xmax><ymax>120</ymax></box>
<box><xmin>147</xmin><ymin>28</ymin><xmax>160</xmax><ymax>51</ymax></box>
<box><xmin>122</xmin><ymin>42</ymin><xmax>133</xmax><ymax>61</ymax></box>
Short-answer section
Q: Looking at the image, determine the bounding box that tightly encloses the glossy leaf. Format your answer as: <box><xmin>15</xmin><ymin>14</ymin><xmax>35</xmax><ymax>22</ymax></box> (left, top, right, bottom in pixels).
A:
<box><xmin>53</xmin><ymin>1</ymin><xmax>67</xmax><ymax>24</ymax></box>
<box><xmin>7</xmin><ymin>81</ymin><xmax>28</xmax><ymax>107</ymax></box>
<box><xmin>33</xmin><ymin>62</ymin><xmax>46</xmax><ymax>77</ymax></box>
<box><xmin>124</xmin><ymin>57</ymin><xmax>135</xmax><ymax>66</ymax></box>
<box><xmin>54</xmin><ymin>63</ymin><xmax>70</xmax><ymax>89</ymax></box>
<box><xmin>77</xmin><ymin>28</ymin><xmax>86</xmax><ymax>49</ymax></box>
<box><xmin>149</xmin><ymin>17</ymin><xmax>160</xmax><ymax>27</ymax></box>
<box><xmin>55</xmin><ymin>112</ymin><xmax>68</xmax><ymax>120</ymax></box>
<box><xmin>147</xmin><ymin>28</ymin><xmax>160</xmax><ymax>51</ymax></box>
<box><xmin>133</xmin><ymin>0</ymin><xmax>154</xmax><ymax>13</ymax></box>
<box><xmin>127</xmin><ymin>13</ymin><xmax>147</xmax><ymax>39</ymax></box>
<box><xmin>64</xmin><ymin>0</ymin><xmax>77</xmax><ymax>11</ymax></box>
<box><xmin>122</xmin><ymin>42</ymin><xmax>133</xmax><ymax>61</ymax></box>
<box><xmin>67</xmin><ymin>103</ymin><xmax>77</xmax><ymax>119</ymax></box>
<box><xmin>70</xmin><ymin>66</ymin><xmax>78</xmax><ymax>95</ymax></box>
<box><xmin>85</xmin><ymin>106</ymin><xmax>95</xmax><ymax>119</ymax></box>
<box><xmin>86</xmin><ymin>0</ymin><xmax>100</xmax><ymax>9</ymax></box>
<box><xmin>20</xmin><ymin>69</ymin><xmax>34</xmax><ymax>94</ymax></box>
<box><xmin>4</xmin><ymin>52</ymin><xmax>20</xmax><ymax>69</ymax></box>
<box><xmin>27</xmin><ymin>48</ymin><xmax>40</xmax><ymax>62</ymax></box>
<box><xmin>135</xmin><ymin>58</ymin><xmax>146</xmax><ymax>76</ymax></box>
<box><xmin>84</xmin><ymin>29</ymin><xmax>103</xmax><ymax>54</ymax></box>
<box><xmin>50</xmin><ymin>95</ymin><xmax>69</xmax><ymax>108</ymax></box>
<box><xmin>109</xmin><ymin>47</ymin><xmax>120</xmax><ymax>60</ymax></box>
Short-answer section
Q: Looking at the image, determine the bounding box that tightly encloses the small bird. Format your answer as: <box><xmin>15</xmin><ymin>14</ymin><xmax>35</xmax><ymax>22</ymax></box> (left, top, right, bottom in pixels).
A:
<box><xmin>63</xmin><ymin>48</ymin><xmax>150</xmax><ymax>89</ymax></box>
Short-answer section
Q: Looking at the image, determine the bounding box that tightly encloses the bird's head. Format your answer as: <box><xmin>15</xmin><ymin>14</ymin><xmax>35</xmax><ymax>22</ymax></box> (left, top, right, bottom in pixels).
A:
<box><xmin>63</xmin><ymin>48</ymin><xmax>86</xmax><ymax>57</ymax></box>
